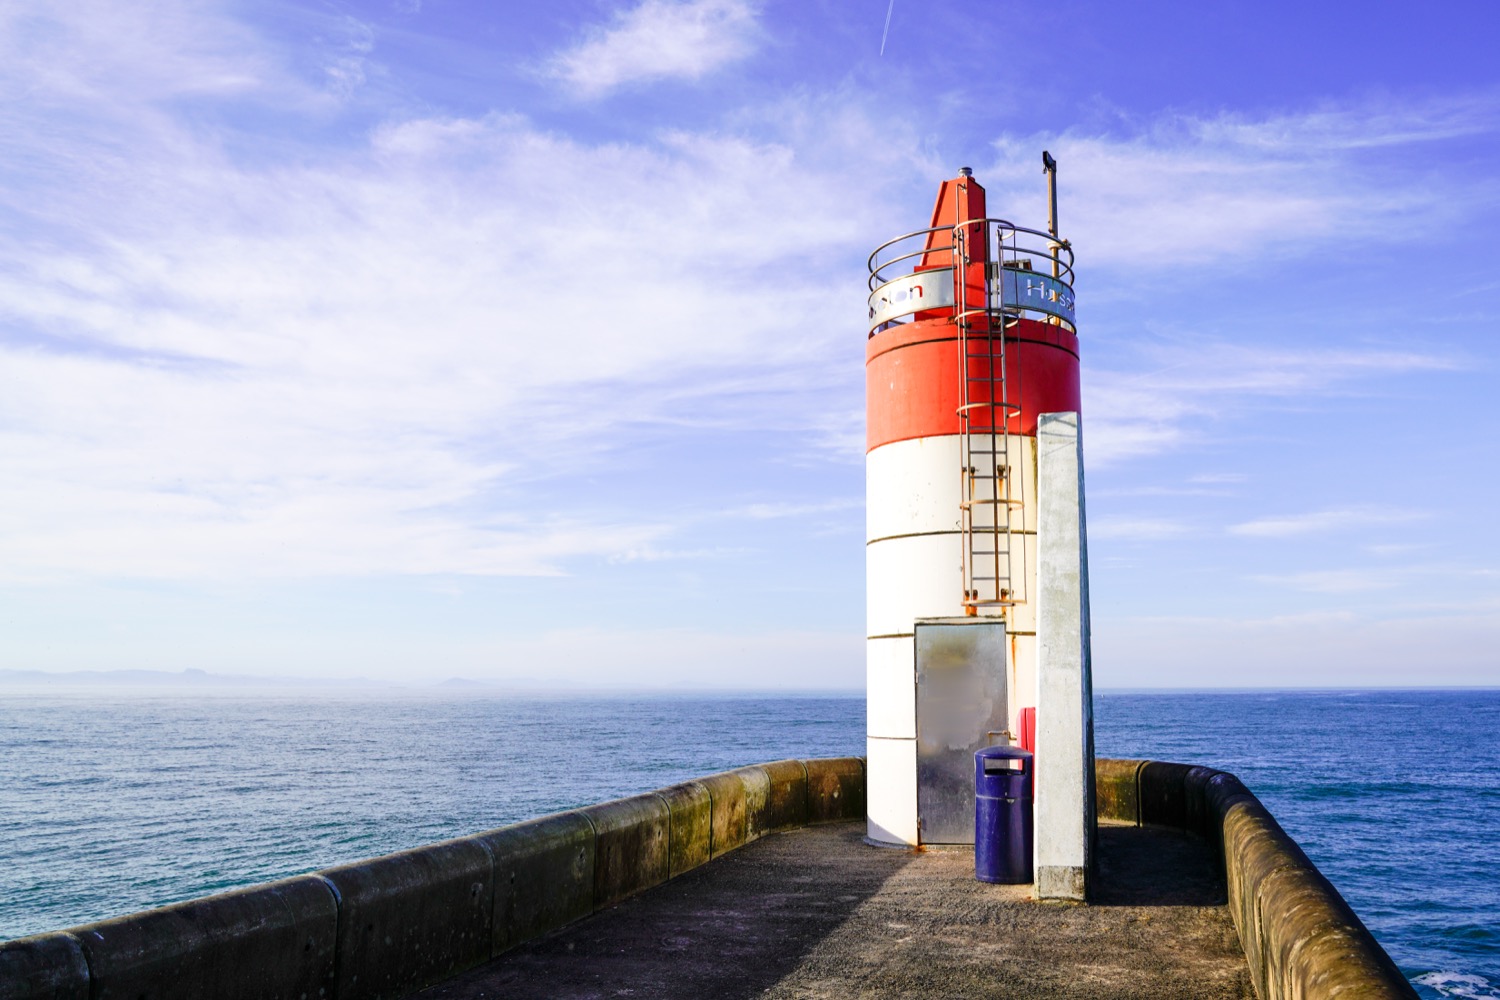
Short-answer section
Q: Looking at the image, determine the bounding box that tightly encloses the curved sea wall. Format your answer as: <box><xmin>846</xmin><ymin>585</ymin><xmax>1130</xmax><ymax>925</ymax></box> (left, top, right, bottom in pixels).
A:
<box><xmin>0</xmin><ymin>757</ymin><xmax>864</xmax><ymax>1000</ymax></box>
<box><xmin>1095</xmin><ymin>757</ymin><xmax>1417</xmax><ymax>1000</ymax></box>
<box><xmin>3</xmin><ymin>755</ymin><xmax>1416</xmax><ymax>1000</ymax></box>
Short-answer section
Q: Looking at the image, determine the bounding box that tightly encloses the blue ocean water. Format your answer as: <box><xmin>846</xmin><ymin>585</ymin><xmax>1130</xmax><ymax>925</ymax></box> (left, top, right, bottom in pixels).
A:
<box><xmin>1097</xmin><ymin>688</ymin><xmax>1500</xmax><ymax>1000</ymax></box>
<box><xmin>1</xmin><ymin>688</ymin><xmax>1494</xmax><ymax>998</ymax></box>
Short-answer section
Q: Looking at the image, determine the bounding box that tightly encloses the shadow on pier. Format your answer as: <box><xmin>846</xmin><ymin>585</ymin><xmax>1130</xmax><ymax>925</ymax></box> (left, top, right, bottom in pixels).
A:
<box><xmin>1092</xmin><ymin>821</ymin><xmax>1228</xmax><ymax>907</ymax></box>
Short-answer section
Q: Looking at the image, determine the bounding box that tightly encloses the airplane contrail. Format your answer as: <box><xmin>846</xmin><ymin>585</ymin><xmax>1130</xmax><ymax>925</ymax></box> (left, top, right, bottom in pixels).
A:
<box><xmin>880</xmin><ymin>0</ymin><xmax>895</xmax><ymax>56</ymax></box>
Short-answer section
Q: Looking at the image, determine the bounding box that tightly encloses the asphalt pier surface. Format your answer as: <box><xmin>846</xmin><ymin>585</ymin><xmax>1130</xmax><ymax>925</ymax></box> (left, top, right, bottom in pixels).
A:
<box><xmin>420</xmin><ymin>820</ymin><xmax>1252</xmax><ymax>999</ymax></box>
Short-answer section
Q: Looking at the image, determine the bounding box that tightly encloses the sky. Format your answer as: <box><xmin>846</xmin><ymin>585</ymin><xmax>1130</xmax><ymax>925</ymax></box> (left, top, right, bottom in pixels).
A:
<box><xmin>1</xmin><ymin>0</ymin><xmax>1497</xmax><ymax>690</ymax></box>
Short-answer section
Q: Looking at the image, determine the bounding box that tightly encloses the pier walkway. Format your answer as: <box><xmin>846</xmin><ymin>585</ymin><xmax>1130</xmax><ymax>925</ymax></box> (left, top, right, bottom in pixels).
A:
<box><xmin>420</xmin><ymin>820</ymin><xmax>1252</xmax><ymax>1000</ymax></box>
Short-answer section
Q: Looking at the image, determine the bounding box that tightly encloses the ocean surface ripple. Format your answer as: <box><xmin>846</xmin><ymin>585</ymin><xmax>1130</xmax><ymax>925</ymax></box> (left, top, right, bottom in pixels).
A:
<box><xmin>1099</xmin><ymin>689</ymin><xmax>1499</xmax><ymax>1000</ymax></box>
<box><xmin>1</xmin><ymin>688</ymin><xmax>1493</xmax><ymax>999</ymax></box>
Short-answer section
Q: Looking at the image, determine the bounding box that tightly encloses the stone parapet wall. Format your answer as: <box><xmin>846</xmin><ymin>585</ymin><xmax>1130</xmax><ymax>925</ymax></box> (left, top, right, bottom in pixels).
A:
<box><xmin>1095</xmin><ymin>757</ymin><xmax>1417</xmax><ymax>1000</ymax></box>
<box><xmin>3</xmin><ymin>754</ymin><xmax>1417</xmax><ymax>1000</ymax></box>
<box><xmin>0</xmin><ymin>757</ymin><xmax>866</xmax><ymax>1000</ymax></box>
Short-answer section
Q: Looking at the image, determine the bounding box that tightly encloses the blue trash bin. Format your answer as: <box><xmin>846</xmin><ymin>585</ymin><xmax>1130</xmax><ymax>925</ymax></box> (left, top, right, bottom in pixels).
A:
<box><xmin>974</xmin><ymin>745</ymin><xmax>1033</xmax><ymax>884</ymax></box>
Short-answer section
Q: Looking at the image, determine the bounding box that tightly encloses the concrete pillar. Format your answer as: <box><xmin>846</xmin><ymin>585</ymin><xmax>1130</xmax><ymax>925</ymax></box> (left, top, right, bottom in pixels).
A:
<box><xmin>1033</xmin><ymin>412</ymin><xmax>1096</xmax><ymax>902</ymax></box>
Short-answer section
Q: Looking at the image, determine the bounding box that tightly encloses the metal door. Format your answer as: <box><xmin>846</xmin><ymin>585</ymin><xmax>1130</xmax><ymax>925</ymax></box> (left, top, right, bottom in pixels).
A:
<box><xmin>915</xmin><ymin>620</ymin><xmax>1009</xmax><ymax>844</ymax></box>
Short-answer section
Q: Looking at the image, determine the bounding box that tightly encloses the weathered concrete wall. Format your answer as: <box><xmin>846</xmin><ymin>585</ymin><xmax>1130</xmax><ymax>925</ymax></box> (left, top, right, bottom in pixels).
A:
<box><xmin>656</xmin><ymin>780</ymin><xmax>713</xmax><ymax>877</ymax></box>
<box><xmin>480</xmin><ymin>811</ymin><xmax>593</xmax><ymax>955</ymax></box>
<box><xmin>16</xmin><ymin>874</ymin><xmax>340</xmax><ymax>1000</ymax></box>
<box><xmin>0</xmin><ymin>756</ymin><xmax>865</xmax><ymax>1000</ymax></box>
<box><xmin>320</xmin><ymin>837</ymin><xmax>494</xmax><ymax>1000</ymax></box>
<box><xmin>806</xmin><ymin>756</ymin><xmax>866</xmax><ymax>823</ymax></box>
<box><xmin>1034</xmin><ymin>411</ymin><xmax>1096</xmax><ymax>903</ymax></box>
<box><xmin>1094</xmin><ymin>757</ymin><xmax>1417</xmax><ymax>1000</ymax></box>
<box><xmin>0</xmin><ymin>931</ymin><xmax>89</xmax><ymax>1000</ymax></box>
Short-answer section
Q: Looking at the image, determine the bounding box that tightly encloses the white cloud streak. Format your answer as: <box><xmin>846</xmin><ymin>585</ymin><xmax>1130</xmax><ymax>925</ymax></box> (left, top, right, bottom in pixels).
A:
<box><xmin>1083</xmin><ymin>343</ymin><xmax>1456</xmax><ymax>465</ymax></box>
<box><xmin>1087</xmin><ymin>517</ymin><xmax>1192</xmax><ymax>541</ymax></box>
<box><xmin>976</xmin><ymin>96</ymin><xmax>1500</xmax><ymax>269</ymax></box>
<box><xmin>0</xmin><ymin>10</ymin><xmax>915</xmax><ymax>584</ymax></box>
<box><xmin>548</xmin><ymin>0</ymin><xmax>761</xmax><ymax>99</ymax></box>
<box><xmin>1249</xmin><ymin>569</ymin><xmax>1395</xmax><ymax>593</ymax></box>
<box><xmin>1229</xmin><ymin>507</ymin><xmax>1427</xmax><ymax>538</ymax></box>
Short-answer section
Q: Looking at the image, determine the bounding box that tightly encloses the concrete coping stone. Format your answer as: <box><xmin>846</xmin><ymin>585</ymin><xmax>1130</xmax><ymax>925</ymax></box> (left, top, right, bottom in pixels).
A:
<box><xmin>805</xmin><ymin>757</ymin><xmax>866</xmax><ymax>824</ymax></box>
<box><xmin>655</xmin><ymin>780</ymin><xmax>713</xmax><ymax>878</ymax></box>
<box><xmin>476</xmin><ymin>810</ymin><xmax>595</xmax><ymax>955</ymax></box>
<box><xmin>579</xmin><ymin>792</ymin><xmax>671</xmax><ymax>909</ymax></box>
<box><xmin>730</xmin><ymin>764</ymin><xmax>775</xmax><ymax>842</ymax></box>
<box><xmin>63</xmin><ymin>874</ymin><xmax>338</xmax><ymax>1000</ymax></box>
<box><xmin>0</xmin><ymin>932</ymin><xmax>89</xmax><ymax>1000</ymax></box>
<box><xmin>697</xmin><ymin>769</ymin><xmax>751</xmax><ymax>858</ymax></box>
<box><xmin>318</xmin><ymin>835</ymin><xmax>495</xmax><ymax>1000</ymax></box>
<box><xmin>759</xmin><ymin>759</ymin><xmax>811</xmax><ymax>832</ymax></box>
<box><xmin>1093</xmin><ymin>757</ymin><xmax>1145</xmax><ymax>825</ymax></box>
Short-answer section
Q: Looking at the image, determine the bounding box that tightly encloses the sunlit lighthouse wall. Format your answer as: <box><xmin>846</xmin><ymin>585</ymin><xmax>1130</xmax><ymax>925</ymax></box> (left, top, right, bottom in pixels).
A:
<box><xmin>864</xmin><ymin>163</ymin><xmax>1087</xmax><ymax>859</ymax></box>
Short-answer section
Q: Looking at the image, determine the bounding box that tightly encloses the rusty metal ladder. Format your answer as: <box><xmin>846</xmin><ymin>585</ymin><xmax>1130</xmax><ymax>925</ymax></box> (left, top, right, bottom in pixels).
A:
<box><xmin>955</xmin><ymin>221</ymin><xmax>1023</xmax><ymax>614</ymax></box>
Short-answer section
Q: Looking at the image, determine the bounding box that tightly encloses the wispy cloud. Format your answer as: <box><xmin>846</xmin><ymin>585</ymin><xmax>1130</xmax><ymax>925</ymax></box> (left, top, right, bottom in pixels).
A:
<box><xmin>0</xmin><ymin>2</ymin><xmax>271</xmax><ymax>107</ymax></box>
<box><xmin>547</xmin><ymin>0</ymin><xmax>761</xmax><ymax>99</ymax></box>
<box><xmin>0</xmin><ymin>18</ymin><xmax>897</xmax><ymax>583</ymax></box>
<box><xmin>322</xmin><ymin>15</ymin><xmax>377</xmax><ymax>100</ymax></box>
<box><xmin>1229</xmin><ymin>507</ymin><xmax>1427</xmax><ymax>538</ymax></box>
<box><xmin>980</xmin><ymin>93</ymin><xmax>1500</xmax><ymax>268</ymax></box>
<box><xmin>1249</xmin><ymin>569</ymin><xmax>1395</xmax><ymax>593</ymax></box>
<box><xmin>1084</xmin><ymin>343</ymin><xmax>1456</xmax><ymax>465</ymax></box>
<box><xmin>731</xmin><ymin>499</ymin><xmax>863</xmax><ymax>520</ymax></box>
<box><xmin>1087</xmin><ymin>516</ymin><xmax>1192</xmax><ymax>541</ymax></box>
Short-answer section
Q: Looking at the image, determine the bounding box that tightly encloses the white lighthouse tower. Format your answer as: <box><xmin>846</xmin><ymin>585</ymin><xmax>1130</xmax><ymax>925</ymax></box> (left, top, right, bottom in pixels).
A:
<box><xmin>864</xmin><ymin>160</ymin><xmax>1095</xmax><ymax>900</ymax></box>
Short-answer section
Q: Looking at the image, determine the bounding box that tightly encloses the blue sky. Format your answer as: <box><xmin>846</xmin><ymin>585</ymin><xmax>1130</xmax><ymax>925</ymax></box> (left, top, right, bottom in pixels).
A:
<box><xmin>1</xmin><ymin>0</ymin><xmax>1497</xmax><ymax>689</ymax></box>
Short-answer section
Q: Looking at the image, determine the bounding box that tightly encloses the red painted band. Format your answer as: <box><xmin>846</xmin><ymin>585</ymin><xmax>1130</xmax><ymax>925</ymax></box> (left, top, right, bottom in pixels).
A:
<box><xmin>866</xmin><ymin>317</ymin><xmax>1082</xmax><ymax>452</ymax></box>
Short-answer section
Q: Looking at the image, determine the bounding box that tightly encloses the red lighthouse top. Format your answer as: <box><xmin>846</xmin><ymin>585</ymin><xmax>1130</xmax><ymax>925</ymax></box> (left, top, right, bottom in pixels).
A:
<box><xmin>865</xmin><ymin>168</ymin><xmax>1080</xmax><ymax>450</ymax></box>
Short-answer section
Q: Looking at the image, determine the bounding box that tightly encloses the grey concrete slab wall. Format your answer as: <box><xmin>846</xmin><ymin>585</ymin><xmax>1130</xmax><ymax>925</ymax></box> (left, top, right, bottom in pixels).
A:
<box><xmin>480</xmin><ymin>812</ymin><xmax>594</xmax><ymax>954</ymax></box>
<box><xmin>759</xmin><ymin>759</ymin><xmax>810</xmax><ymax>831</ymax></box>
<box><xmin>731</xmin><ymin>764</ymin><xmax>774</xmax><ymax>842</ymax></box>
<box><xmin>805</xmin><ymin>757</ymin><xmax>865</xmax><ymax>823</ymax></box>
<box><xmin>70</xmin><ymin>874</ymin><xmax>337</xmax><ymax>1000</ymax></box>
<box><xmin>1138</xmin><ymin>760</ymin><xmax>1195</xmax><ymax>831</ymax></box>
<box><xmin>319</xmin><ymin>837</ymin><xmax>494</xmax><ymax>1000</ymax></box>
<box><xmin>580</xmin><ymin>793</ymin><xmax>670</xmax><ymax>909</ymax></box>
<box><xmin>1183</xmin><ymin>765</ymin><xmax>1220</xmax><ymax>841</ymax></box>
<box><xmin>1093</xmin><ymin>758</ymin><xmax>1144</xmax><ymax>826</ymax></box>
<box><xmin>656</xmin><ymin>781</ymin><xmax>713</xmax><ymax>877</ymax></box>
<box><xmin>0</xmin><ymin>933</ymin><xmax>89</xmax><ymax>1000</ymax></box>
<box><xmin>698</xmin><ymin>770</ymin><xmax>750</xmax><ymax>858</ymax></box>
<box><xmin>1203</xmin><ymin>771</ymin><xmax>1254</xmax><ymax>857</ymax></box>
<box><xmin>1094</xmin><ymin>757</ymin><xmax>1417</xmax><ymax>1000</ymax></box>
<box><xmin>1034</xmin><ymin>412</ymin><xmax>1096</xmax><ymax>903</ymax></box>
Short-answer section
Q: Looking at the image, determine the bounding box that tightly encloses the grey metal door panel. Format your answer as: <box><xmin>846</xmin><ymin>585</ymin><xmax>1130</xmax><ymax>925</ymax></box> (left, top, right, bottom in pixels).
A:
<box><xmin>915</xmin><ymin>621</ymin><xmax>1008</xmax><ymax>844</ymax></box>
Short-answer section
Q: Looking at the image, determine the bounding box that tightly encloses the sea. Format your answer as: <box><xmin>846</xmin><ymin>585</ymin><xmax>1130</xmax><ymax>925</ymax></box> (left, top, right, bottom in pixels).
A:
<box><xmin>0</xmin><ymin>688</ymin><xmax>1494</xmax><ymax>999</ymax></box>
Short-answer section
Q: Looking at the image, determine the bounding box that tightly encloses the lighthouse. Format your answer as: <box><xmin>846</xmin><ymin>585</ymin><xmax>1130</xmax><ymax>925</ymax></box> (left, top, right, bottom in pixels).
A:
<box><xmin>865</xmin><ymin>158</ymin><xmax>1095</xmax><ymax>900</ymax></box>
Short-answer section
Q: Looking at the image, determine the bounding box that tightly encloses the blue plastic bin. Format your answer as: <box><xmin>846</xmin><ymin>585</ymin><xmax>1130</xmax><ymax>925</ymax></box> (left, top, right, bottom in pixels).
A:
<box><xmin>974</xmin><ymin>745</ymin><xmax>1033</xmax><ymax>884</ymax></box>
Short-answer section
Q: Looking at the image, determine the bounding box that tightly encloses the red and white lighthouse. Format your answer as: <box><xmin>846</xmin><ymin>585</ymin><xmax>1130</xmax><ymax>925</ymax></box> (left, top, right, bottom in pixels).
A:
<box><xmin>864</xmin><ymin>161</ymin><xmax>1089</xmax><ymax>874</ymax></box>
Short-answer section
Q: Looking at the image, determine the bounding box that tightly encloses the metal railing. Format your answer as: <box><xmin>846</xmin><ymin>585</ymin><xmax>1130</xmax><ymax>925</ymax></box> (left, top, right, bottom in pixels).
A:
<box><xmin>866</xmin><ymin>220</ymin><xmax>1075</xmax><ymax>337</ymax></box>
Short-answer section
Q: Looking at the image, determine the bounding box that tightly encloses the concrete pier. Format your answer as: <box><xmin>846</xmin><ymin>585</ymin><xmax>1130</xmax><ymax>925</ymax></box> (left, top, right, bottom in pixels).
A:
<box><xmin>420</xmin><ymin>820</ymin><xmax>1250</xmax><ymax>999</ymax></box>
<box><xmin>2</xmin><ymin>757</ymin><xmax>1416</xmax><ymax>1000</ymax></box>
